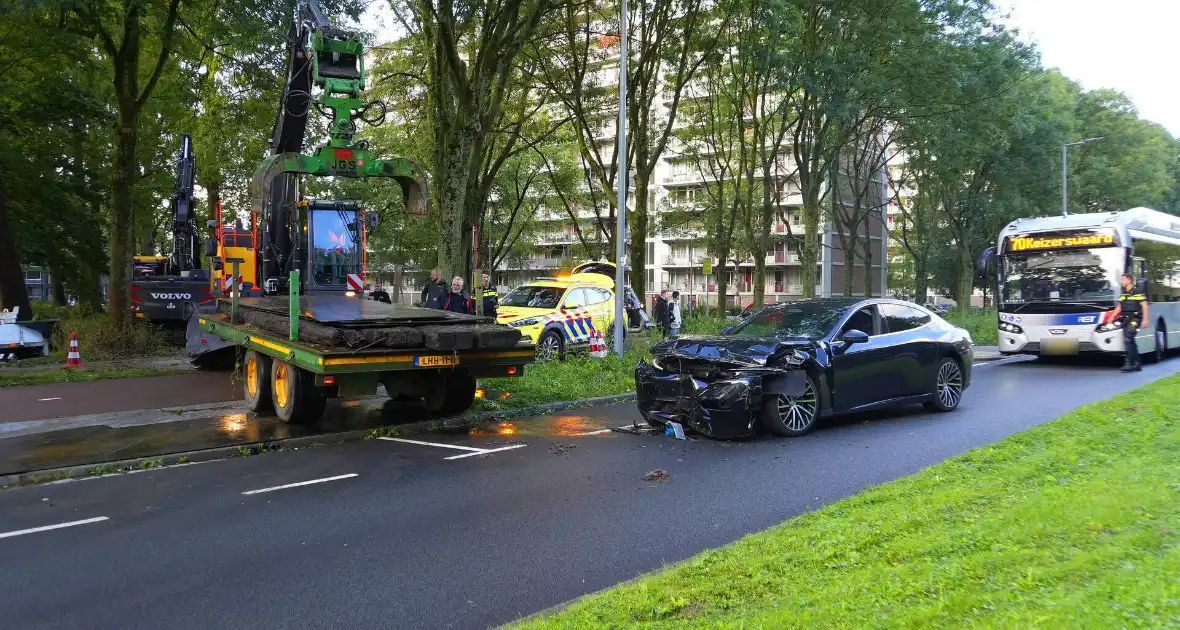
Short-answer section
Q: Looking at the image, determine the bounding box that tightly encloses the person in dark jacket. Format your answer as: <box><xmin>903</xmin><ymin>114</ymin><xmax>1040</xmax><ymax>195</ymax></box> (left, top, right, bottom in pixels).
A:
<box><xmin>481</xmin><ymin>272</ymin><xmax>498</xmax><ymax>318</ymax></box>
<box><xmin>421</xmin><ymin>268</ymin><xmax>447</xmax><ymax>309</ymax></box>
<box><xmin>441</xmin><ymin>276</ymin><xmax>474</xmax><ymax>314</ymax></box>
<box><xmin>654</xmin><ymin>290</ymin><xmax>671</xmax><ymax>336</ymax></box>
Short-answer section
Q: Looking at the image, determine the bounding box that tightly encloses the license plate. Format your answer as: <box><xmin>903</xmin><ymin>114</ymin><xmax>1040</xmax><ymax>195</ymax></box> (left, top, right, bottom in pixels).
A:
<box><xmin>415</xmin><ymin>355</ymin><xmax>459</xmax><ymax>367</ymax></box>
<box><xmin>1041</xmin><ymin>338</ymin><xmax>1079</xmax><ymax>356</ymax></box>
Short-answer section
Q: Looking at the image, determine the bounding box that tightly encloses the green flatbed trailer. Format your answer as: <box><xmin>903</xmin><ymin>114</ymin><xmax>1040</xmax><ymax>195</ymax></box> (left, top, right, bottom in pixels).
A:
<box><xmin>197</xmin><ymin>313</ymin><xmax>533</xmax><ymax>423</ymax></box>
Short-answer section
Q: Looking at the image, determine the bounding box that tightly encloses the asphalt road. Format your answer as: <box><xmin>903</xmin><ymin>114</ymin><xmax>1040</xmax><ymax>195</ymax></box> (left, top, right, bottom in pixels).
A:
<box><xmin>0</xmin><ymin>372</ymin><xmax>241</xmax><ymax>423</ymax></box>
<box><xmin>1</xmin><ymin>356</ymin><xmax>1176</xmax><ymax>629</ymax></box>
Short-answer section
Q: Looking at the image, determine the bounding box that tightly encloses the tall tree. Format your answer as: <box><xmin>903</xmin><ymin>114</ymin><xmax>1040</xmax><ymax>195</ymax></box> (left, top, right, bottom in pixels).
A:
<box><xmin>388</xmin><ymin>0</ymin><xmax>561</xmax><ymax>282</ymax></box>
<box><xmin>66</xmin><ymin>0</ymin><xmax>184</xmax><ymax>326</ymax></box>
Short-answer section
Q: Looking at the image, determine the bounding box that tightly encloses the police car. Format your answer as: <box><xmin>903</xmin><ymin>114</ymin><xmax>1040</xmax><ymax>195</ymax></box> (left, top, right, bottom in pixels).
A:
<box><xmin>496</xmin><ymin>274</ymin><xmax>617</xmax><ymax>361</ymax></box>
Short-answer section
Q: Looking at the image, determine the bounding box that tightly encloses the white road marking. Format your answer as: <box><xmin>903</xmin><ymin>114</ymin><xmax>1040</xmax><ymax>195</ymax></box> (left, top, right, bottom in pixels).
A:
<box><xmin>974</xmin><ymin>356</ymin><xmax>1029</xmax><ymax>368</ymax></box>
<box><xmin>241</xmin><ymin>473</ymin><xmax>358</xmax><ymax>495</ymax></box>
<box><xmin>443</xmin><ymin>444</ymin><xmax>528</xmax><ymax>460</ymax></box>
<box><xmin>575</xmin><ymin>428</ymin><xmax>614</xmax><ymax>436</ymax></box>
<box><xmin>37</xmin><ymin>397</ymin><xmax>62</xmax><ymax>402</ymax></box>
<box><xmin>377</xmin><ymin>437</ymin><xmax>486</xmax><ymax>452</ymax></box>
<box><xmin>0</xmin><ymin>516</ymin><xmax>109</xmax><ymax>540</ymax></box>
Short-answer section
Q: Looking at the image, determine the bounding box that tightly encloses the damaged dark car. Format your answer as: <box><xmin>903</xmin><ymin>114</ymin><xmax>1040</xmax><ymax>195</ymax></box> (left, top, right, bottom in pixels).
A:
<box><xmin>635</xmin><ymin>299</ymin><xmax>973</xmax><ymax>438</ymax></box>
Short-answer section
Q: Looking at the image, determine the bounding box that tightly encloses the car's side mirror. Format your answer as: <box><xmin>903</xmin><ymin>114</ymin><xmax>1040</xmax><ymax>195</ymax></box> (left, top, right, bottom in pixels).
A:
<box><xmin>840</xmin><ymin>329</ymin><xmax>870</xmax><ymax>345</ymax></box>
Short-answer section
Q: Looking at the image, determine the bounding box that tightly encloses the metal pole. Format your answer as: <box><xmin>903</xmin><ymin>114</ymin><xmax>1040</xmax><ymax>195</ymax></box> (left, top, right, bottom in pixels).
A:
<box><xmin>1062</xmin><ymin>137</ymin><xmax>1103</xmax><ymax>217</ymax></box>
<box><xmin>289</xmin><ymin>270</ymin><xmax>300</xmax><ymax>341</ymax></box>
<box><xmin>613</xmin><ymin>0</ymin><xmax>629</xmax><ymax>358</ymax></box>
<box><xmin>1061</xmin><ymin>143</ymin><xmax>1068</xmax><ymax>217</ymax></box>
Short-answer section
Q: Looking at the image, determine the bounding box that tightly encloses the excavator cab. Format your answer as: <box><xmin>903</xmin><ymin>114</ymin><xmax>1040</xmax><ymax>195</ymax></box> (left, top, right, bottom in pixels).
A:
<box><xmin>303</xmin><ymin>199</ymin><xmax>368</xmax><ymax>296</ymax></box>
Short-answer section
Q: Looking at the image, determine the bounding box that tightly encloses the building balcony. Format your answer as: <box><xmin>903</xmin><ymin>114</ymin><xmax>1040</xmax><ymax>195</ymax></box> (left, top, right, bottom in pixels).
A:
<box><xmin>662</xmin><ymin>171</ymin><xmax>706</xmax><ymax>186</ymax></box>
<box><xmin>769</xmin><ymin>253</ymin><xmax>801</xmax><ymax>265</ymax></box>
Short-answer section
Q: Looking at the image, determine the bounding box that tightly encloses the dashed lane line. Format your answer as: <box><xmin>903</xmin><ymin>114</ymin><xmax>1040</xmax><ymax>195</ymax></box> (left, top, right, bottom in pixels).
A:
<box><xmin>0</xmin><ymin>516</ymin><xmax>109</xmax><ymax>540</ymax></box>
<box><xmin>443</xmin><ymin>445</ymin><xmax>528</xmax><ymax>460</ymax></box>
<box><xmin>241</xmin><ymin>473</ymin><xmax>359</xmax><ymax>496</ymax></box>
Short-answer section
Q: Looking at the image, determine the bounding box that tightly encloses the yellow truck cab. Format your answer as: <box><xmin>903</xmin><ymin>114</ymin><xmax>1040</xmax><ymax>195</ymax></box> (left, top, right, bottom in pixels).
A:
<box><xmin>497</xmin><ymin>274</ymin><xmax>616</xmax><ymax>361</ymax></box>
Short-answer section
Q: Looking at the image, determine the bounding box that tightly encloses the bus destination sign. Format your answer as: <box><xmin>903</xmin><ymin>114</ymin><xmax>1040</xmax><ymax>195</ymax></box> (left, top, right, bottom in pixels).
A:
<box><xmin>1005</xmin><ymin>231</ymin><xmax>1116</xmax><ymax>253</ymax></box>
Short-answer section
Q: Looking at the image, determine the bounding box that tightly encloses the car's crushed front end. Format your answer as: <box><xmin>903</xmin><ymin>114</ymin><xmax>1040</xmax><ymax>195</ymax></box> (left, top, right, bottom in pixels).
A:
<box><xmin>635</xmin><ymin>337</ymin><xmax>817</xmax><ymax>438</ymax></box>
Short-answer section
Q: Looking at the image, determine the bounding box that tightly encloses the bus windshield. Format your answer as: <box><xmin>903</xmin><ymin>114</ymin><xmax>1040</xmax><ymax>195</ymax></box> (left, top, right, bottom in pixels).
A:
<box><xmin>1001</xmin><ymin>247</ymin><xmax>1123</xmax><ymax>304</ymax></box>
<box><xmin>311</xmin><ymin>209</ymin><xmax>361</xmax><ymax>286</ymax></box>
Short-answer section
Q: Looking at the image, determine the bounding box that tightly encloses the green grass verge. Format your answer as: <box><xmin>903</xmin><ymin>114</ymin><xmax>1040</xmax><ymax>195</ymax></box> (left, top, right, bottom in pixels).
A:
<box><xmin>944</xmin><ymin>308</ymin><xmax>998</xmax><ymax>346</ymax></box>
<box><xmin>472</xmin><ymin>343</ymin><xmax>652</xmax><ymax>412</ymax></box>
<box><xmin>0</xmin><ymin>367</ymin><xmax>189</xmax><ymax>388</ymax></box>
<box><xmin>514</xmin><ymin>375</ymin><xmax>1180</xmax><ymax>629</ymax></box>
<box><xmin>472</xmin><ymin>318</ymin><xmax>731</xmax><ymax>412</ymax></box>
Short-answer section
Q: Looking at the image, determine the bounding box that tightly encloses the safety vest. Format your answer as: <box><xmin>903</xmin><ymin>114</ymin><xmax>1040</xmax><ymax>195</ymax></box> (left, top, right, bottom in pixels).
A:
<box><xmin>1120</xmin><ymin>292</ymin><xmax>1146</xmax><ymax>318</ymax></box>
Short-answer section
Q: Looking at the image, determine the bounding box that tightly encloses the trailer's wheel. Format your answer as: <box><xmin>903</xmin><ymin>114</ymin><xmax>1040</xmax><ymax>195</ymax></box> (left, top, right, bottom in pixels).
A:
<box><xmin>423</xmin><ymin>368</ymin><xmax>477</xmax><ymax>415</ymax></box>
<box><xmin>242</xmin><ymin>350</ymin><xmax>273</xmax><ymax>414</ymax></box>
<box><xmin>271</xmin><ymin>360</ymin><xmax>326</xmax><ymax>424</ymax></box>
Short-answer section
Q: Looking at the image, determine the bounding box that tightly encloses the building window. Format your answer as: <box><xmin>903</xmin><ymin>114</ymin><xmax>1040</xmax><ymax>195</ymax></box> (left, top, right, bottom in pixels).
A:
<box><xmin>24</xmin><ymin>269</ymin><xmax>42</xmax><ymax>282</ymax></box>
<box><xmin>646</xmin><ymin>269</ymin><xmax>654</xmax><ymax>288</ymax></box>
<box><xmin>646</xmin><ymin>242</ymin><xmax>655</xmax><ymax>261</ymax></box>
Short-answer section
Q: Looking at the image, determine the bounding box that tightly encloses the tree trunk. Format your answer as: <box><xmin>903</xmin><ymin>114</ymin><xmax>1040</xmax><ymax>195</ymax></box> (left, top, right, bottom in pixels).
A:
<box><xmin>956</xmin><ymin>245</ymin><xmax>973</xmax><ymax>312</ymax></box>
<box><xmin>861</xmin><ymin>232</ymin><xmax>874</xmax><ymax>297</ymax></box>
<box><xmin>0</xmin><ymin>186</ymin><xmax>32</xmax><ymax>319</ymax></box>
<box><xmin>631</xmin><ymin>172</ymin><xmax>650</xmax><ymax>301</ymax></box>
<box><xmin>108</xmin><ymin>112</ymin><xmax>137</xmax><ymax>326</ymax></box>
<box><xmin>752</xmin><ymin>254</ymin><xmax>766</xmax><ymax>307</ymax></box>
<box><xmin>799</xmin><ymin>190</ymin><xmax>822</xmax><ymax>298</ymax></box>
<box><xmin>913</xmin><ymin>252</ymin><xmax>929</xmax><ymax>304</ymax></box>
<box><xmin>51</xmin><ymin>268</ymin><xmax>67</xmax><ymax>306</ymax></box>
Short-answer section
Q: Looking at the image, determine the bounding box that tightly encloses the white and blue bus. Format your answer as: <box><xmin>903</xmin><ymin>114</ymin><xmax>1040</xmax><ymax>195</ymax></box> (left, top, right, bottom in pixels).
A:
<box><xmin>978</xmin><ymin>207</ymin><xmax>1180</xmax><ymax>360</ymax></box>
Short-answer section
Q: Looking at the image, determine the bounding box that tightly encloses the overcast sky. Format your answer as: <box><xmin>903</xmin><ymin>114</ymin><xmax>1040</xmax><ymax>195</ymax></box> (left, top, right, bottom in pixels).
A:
<box><xmin>362</xmin><ymin>0</ymin><xmax>1179</xmax><ymax>137</ymax></box>
<box><xmin>994</xmin><ymin>0</ymin><xmax>1177</xmax><ymax>135</ymax></box>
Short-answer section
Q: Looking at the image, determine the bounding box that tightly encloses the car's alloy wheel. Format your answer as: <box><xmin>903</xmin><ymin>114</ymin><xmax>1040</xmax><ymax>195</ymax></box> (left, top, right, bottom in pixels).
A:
<box><xmin>761</xmin><ymin>376</ymin><xmax>819</xmax><ymax>437</ymax></box>
<box><xmin>926</xmin><ymin>358</ymin><xmax>963</xmax><ymax>412</ymax></box>
<box><xmin>536</xmin><ymin>331</ymin><xmax>562</xmax><ymax>362</ymax></box>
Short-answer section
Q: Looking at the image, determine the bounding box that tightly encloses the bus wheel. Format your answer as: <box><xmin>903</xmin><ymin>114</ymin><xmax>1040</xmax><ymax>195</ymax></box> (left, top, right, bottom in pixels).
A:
<box><xmin>242</xmin><ymin>350</ymin><xmax>273</xmax><ymax>414</ymax></box>
<box><xmin>1150</xmin><ymin>322</ymin><xmax>1167</xmax><ymax>363</ymax></box>
<box><xmin>271</xmin><ymin>360</ymin><xmax>326</xmax><ymax>424</ymax></box>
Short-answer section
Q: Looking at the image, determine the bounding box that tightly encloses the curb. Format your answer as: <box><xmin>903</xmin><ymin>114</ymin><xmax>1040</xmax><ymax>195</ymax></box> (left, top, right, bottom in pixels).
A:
<box><xmin>0</xmin><ymin>393</ymin><xmax>637</xmax><ymax>489</ymax></box>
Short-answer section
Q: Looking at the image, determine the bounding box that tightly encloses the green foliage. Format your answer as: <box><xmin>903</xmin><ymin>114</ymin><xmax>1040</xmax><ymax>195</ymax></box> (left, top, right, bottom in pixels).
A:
<box><xmin>473</xmin><ymin>343</ymin><xmax>653</xmax><ymax>411</ymax></box>
<box><xmin>943</xmin><ymin>308</ymin><xmax>998</xmax><ymax>347</ymax></box>
<box><xmin>515</xmin><ymin>374</ymin><xmax>1180</xmax><ymax>629</ymax></box>
<box><xmin>0</xmin><ymin>366</ymin><xmax>186</xmax><ymax>388</ymax></box>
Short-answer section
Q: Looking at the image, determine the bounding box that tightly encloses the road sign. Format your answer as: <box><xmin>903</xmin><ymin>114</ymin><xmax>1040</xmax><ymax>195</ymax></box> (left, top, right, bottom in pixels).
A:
<box><xmin>702</xmin><ymin>258</ymin><xmax>712</xmax><ymax>275</ymax></box>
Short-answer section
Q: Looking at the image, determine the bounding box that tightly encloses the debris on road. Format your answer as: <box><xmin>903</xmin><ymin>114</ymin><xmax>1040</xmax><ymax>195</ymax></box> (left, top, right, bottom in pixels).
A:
<box><xmin>642</xmin><ymin>468</ymin><xmax>669</xmax><ymax>482</ymax></box>
<box><xmin>664</xmin><ymin>421</ymin><xmax>686</xmax><ymax>440</ymax></box>
<box><xmin>548</xmin><ymin>443</ymin><xmax>577</xmax><ymax>455</ymax></box>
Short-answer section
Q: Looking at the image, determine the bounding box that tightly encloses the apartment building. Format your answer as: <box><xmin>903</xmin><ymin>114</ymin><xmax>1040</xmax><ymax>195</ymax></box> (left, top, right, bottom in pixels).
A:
<box><xmin>373</xmin><ymin>36</ymin><xmax>890</xmax><ymax>307</ymax></box>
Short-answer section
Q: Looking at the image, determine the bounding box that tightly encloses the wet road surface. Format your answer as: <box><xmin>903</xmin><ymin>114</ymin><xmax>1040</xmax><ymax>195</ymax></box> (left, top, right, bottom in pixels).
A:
<box><xmin>1</xmin><ymin>356</ymin><xmax>1177</xmax><ymax>629</ymax></box>
<box><xmin>0</xmin><ymin>372</ymin><xmax>240</xmax><ymax>423</ymax></box>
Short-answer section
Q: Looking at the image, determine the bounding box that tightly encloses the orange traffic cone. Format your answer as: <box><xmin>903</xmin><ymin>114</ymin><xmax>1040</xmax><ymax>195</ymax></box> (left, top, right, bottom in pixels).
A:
<box><xmin>66</xmin><ymin>331</ymin><xmax>83</xmax><ymax>368</ymax></box>
<box><xmin>589</xmin><ymin>329</ymin><xmax>608</xmax><ymax>358</ymax></box>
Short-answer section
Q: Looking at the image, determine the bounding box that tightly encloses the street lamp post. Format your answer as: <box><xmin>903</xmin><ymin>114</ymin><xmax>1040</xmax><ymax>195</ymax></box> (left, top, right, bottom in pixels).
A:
<box><xmin>1061</xmin><ymin>136</ymin><xmax>1104</xmax><ymax>217</ymax></box>
<box><xmin>612</xmin><ymin>1</ymin><xmax>629</xmax><ymax>358</ymax></box>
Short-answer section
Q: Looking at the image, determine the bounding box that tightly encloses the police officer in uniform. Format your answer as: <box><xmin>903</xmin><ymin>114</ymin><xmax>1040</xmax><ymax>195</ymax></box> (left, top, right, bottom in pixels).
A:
<box><xmin>1110</xmin><ymin>273</ymin><xmax>1149</xmax><ymax>372</ymax></box>
<box><xmin>480</xmin><ymin>272</ymin><xmax>498</xmax><ymax>318</ymax></box>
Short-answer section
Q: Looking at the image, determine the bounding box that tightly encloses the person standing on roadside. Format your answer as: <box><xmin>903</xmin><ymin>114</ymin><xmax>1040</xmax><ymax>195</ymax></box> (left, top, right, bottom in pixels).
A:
<box><xmin>421</xmin><ymin>268</ymin><xmax>447</xmax><ymax>309</ymax></box>
<box><xmin>480</xmin><ymin>272</ymin><xmax>498</xmax><ymax>318</ymax></box>
<box><xmin>442</xmin><ymin>276</ymin><xmax>474</xmax><ymax>314</ymax></box>
<box><xmin>654</xmin><ymin>290</ymin><xmax>671</xmax><ymax>337</ymax></box>
<box><xmin>1109</xmin><ymin>273</ymin><xmax>1148</xmax><ymax>372</ymax></box>
<box><xmin>669</xmin><ymin>291</ymin><xmax>682</xmax><ymax>336</ymax></box>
